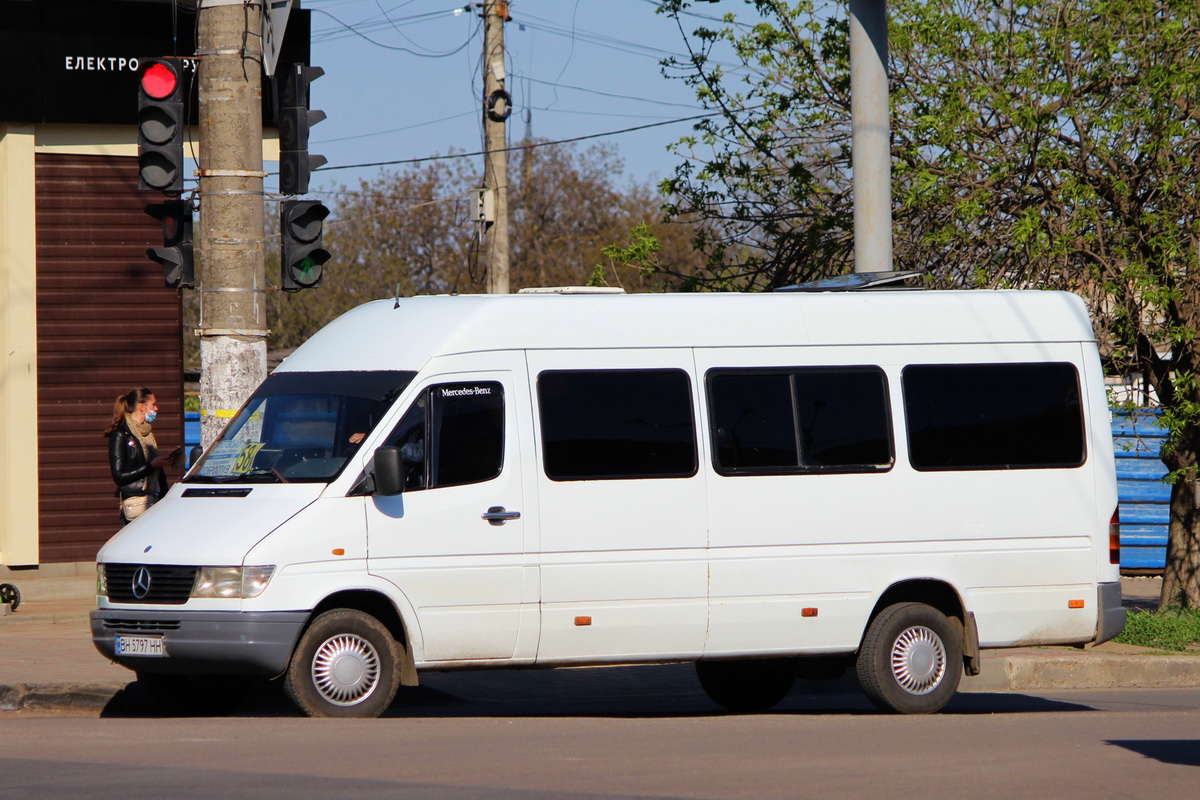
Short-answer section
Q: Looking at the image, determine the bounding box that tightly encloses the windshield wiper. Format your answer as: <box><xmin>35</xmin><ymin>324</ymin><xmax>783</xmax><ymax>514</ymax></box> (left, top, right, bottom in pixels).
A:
<box><xmin>212</xmin><ymin>467</ymin><xmax>287</xmax><ymax>484</ymax></box>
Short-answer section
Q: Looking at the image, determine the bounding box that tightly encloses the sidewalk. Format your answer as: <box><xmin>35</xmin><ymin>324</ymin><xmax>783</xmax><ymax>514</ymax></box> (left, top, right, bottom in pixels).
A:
<box><xmin>1</xmin><ymin>573</ymin><xmax>1197</xmax><ymax>714</ymax></box>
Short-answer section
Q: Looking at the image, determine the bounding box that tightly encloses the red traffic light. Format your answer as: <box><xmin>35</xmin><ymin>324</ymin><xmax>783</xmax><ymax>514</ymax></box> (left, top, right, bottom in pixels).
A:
<box><xmin>140</xmin><ymin>61</ymin><xmax>179</xmax><ymax>100</ymax></box>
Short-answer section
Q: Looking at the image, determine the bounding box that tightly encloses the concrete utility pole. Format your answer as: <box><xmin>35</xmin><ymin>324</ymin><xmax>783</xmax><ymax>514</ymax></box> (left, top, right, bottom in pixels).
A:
<box><xmin>196</xmin><ymin>0</ymin><xmax>268</xmax><ymax>447</ymax></box>
<box><xmin>482</xmin><ymin>1</ymin><xmax>510</xmax><ymax>294</ymax></box>
<box><xmin>849</xmin><ymin>0</ymin><xmax>893</xmax><ymax>273</ymax></box>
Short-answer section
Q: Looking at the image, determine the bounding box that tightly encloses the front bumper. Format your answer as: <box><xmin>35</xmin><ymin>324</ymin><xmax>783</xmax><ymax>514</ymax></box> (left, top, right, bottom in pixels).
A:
<box><xmin>1095</xmin><ymin>580</ymin><xmax>1127</xmax><ymax>645</ymax></box>
<box><xmin>91</xmin><ymin>608</ymin><xmax>308</xmax><ymax>677</ymax></box>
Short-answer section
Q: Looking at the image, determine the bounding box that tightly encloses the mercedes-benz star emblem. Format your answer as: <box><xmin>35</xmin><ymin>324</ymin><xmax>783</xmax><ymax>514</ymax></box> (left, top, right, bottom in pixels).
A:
<box><xmin>131</xmin><ymin>567</ymin><xmax>152</xmax><ymax>600</ymax></box>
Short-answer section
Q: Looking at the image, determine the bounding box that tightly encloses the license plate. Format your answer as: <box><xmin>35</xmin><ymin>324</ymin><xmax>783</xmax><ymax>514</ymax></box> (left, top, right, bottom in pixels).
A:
<box><xmin>115</xmin><ymin>635</ymin><xmax>166</xmax><ymax>657</ymax></box>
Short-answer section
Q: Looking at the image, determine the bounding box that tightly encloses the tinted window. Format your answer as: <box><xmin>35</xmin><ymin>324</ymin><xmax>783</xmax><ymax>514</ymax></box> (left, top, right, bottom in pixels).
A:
<box><xmin>903</xmin><ymin>363</ymin><xmax>1085</xmax><ymax>470</ymax></box>
<box><xmin>710</xmin><ymin>372</ymin><xmax>798</xmax><ymax>470</ymax></box>
<box><xmin>793</xmin><ymin>371</ymin><xmax>892</xmax><ymax>467</ymax></box>
<box><xmin>538</xmin><ymin>370</ymin><xmax>697</xmax><ymax>480</ymax></box>
<box><xmin>709</xmin><ymin>368</ymin><xmax>893</xmax><ymax>474</ymax></box>
<box><xmin>385</xmin><ymin>382</ymin><xmax>504</xmax><ymax>490</ymax></box>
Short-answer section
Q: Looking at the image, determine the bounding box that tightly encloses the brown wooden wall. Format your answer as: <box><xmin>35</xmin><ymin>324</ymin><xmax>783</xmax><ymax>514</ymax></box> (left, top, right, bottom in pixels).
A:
<box><xmin>36</xmin><ymin>153</ymin><xmax>183</xmax><ymax>563</ymax></box>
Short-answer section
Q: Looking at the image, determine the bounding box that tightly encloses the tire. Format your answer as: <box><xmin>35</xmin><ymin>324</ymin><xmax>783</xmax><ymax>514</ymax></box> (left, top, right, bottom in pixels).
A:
<box><xmin>696</xmin><ymin>658</ymin><xmax>796</xmax><ymax>713</ymax></box>
<box><xmin>284</xmin><ymin>609</ymin><xmax>401</xmax><ymax>718</ymax></box>
<box><xmin>0</xmin><ymin>583</ymin><xmax>19</xmax><ymax>611</ymax></box>
<box><xmin>856</xmin><ymin>602</ymin><xmax>962</xmax><ymax>714</ymax></box>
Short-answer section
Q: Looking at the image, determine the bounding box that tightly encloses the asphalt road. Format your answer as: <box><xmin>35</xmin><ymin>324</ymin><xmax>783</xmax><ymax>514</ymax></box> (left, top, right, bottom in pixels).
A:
<box><xmin>1</xmin><ymin>686</ymin><xmax>1197</xmax><ymax>799</ymax></box>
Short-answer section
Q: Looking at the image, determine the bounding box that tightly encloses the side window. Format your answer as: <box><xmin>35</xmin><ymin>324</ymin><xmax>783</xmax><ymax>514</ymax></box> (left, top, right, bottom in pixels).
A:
<box><xmin>903</xmin><ymin>363</ymin><xmax>1085</xmax><ymax>470</ymax></box>
<box><xmin>709</xmin><ymin>372</ymin><xmax>797</xmax><ymax>470</ymax></box>
<box><xmin>538</xmin><ymin>369</ymin><xmax>697</xmax><ymax>481</ymax></box>
<box><xmin>385</xmin><ymin>382</ymin><xmax>504</xmax><ymax>490</ymax></box>
<box><xmin>708</xmin><ymin>367</ymin><xmax>893</xmax><ymax>475</ymax></box>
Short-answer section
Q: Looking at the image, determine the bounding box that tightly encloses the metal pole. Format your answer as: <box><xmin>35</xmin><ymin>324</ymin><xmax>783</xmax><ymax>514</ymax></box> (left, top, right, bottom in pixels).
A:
<box><xmin>849</xmin><ymin>0</ymin><xmax>893</xmax><ymax>273</ymax></box>
<box><xmin>483</xmin><ymin>1</ymin><xmax>510</xmax><ymax>294</ymax></box>
<box><xmin>196</xmin><ymin>0</ymin><xmax>268</xmax><ymax>447</ymax></box>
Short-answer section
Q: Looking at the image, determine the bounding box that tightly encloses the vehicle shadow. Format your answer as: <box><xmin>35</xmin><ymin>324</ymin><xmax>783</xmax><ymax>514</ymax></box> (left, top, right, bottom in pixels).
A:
<box><xmin>100</xmin><ymin>663</ymin><xmax>1096</xmax><ymax>719</ymax></box>
<box><xmin>1106</xmin><ymin>740</ymin><xmax>1200</xmax><ymax>767</ymax></box>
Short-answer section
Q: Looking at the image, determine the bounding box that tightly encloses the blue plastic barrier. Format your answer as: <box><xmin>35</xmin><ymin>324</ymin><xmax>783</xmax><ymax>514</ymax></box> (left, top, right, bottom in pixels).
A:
<box><xmin>1112</xmin><ymin>411</ymin><xmax>1169</xmax><ymax>571</ymax></box>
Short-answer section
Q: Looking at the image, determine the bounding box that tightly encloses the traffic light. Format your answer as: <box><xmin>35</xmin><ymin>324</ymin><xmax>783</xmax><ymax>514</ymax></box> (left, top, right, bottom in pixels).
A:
<box><xmin>137</xmin><ymin>59</ymin><xmax>185</xmax><ymax>193</ymax></box>
<box><xmin>145</xmin><ymin>200</ymin><xmax>194</xmax><ymax>289</ymax></box>
<box><xmin>281</xmin><ymin>200</ymin><xmax>330</xmax><ymax>291</ymax></box>
<box><xmin>276</xmin><ymin>63</ymin><xmax>327</xmax><ymax>195</ymax></box>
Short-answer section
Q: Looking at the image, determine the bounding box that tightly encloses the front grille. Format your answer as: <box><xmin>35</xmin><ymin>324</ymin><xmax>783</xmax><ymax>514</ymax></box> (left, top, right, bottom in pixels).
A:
<box><xmin>104</xmin><ymin>564</ymin><xmax>197</xmax><ymax>604</ymax></box>
<box><xmin>103</xmin><ymin>619</ymin><xmax>182</xmax><ymax>633</ymax></box>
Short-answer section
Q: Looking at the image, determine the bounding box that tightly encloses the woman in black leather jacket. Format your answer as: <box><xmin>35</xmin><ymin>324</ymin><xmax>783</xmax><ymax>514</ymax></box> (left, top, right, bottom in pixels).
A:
<box><xmin>104</xmin><ymin>387</ymin><xmax>179</xmax><ymax>524</ymax></box>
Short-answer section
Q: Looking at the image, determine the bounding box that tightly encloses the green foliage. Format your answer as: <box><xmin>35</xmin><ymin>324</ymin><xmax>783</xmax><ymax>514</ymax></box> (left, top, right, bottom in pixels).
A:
<box><xmin>663</xmin><ymin>0</ymin><xmax>1200</xmax><ymax>600</ymax></box>
<box><xmin>1115</xmin><ymin>607</ymin><xmax>1200</xmax><ymax>651</ymax></box>
<box><xmin>179</xmin><ymin>142</ymin><xmax>703</xmax><ymax>362</ymax></box>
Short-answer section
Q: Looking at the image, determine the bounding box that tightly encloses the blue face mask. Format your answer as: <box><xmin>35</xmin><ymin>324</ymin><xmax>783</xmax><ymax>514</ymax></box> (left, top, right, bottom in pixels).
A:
<box><xmin>144</xmin><ymin>410</ymin><xmax>157</xmax><ymax>424</ymax></box>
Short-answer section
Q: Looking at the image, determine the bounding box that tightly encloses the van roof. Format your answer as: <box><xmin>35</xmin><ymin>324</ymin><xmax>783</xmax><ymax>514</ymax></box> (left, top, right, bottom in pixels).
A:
<box><xmin>276</xmin><ymin>289</ymin><xmax>1096</xmax><ymax>374</ymax></box>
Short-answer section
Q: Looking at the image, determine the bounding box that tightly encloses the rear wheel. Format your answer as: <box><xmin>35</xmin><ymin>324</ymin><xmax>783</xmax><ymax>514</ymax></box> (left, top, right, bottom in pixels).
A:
<box><xmin>285</xmin><ymin>609</ymin><xmax>400</xmax><ymax>718</ymax></box>
<box><xmin>696</xmin><ymin>658</ymin><xmax>795</xmax><ymax>712</ymax></box>
<box><xmin>856</xmin><ymin>602</ymin><xmax>961</xmax><ymax>714</ymax></box>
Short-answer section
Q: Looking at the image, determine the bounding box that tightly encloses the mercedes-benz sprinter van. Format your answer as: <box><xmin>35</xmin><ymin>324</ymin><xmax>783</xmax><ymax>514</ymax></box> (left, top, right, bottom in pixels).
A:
<box><xmin>92</xmin><ymin>288</ymin><xmax>1125</xmax><ymax>716</ymax></box>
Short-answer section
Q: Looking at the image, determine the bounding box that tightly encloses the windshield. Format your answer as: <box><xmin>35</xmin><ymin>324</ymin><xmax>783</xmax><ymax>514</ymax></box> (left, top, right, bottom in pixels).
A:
<box><xmin>186</xmin><ymin>370</ymin><xmax>415</xmax><ymax>484</ymax></box>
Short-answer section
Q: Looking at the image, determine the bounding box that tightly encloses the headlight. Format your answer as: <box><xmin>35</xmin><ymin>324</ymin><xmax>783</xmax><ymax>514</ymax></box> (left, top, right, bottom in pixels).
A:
<box><xmin>191</xmin><ymin>566</ymin><xmax>275</xmax><ymax>599</ymax></box>
<box><xmin>97</xmin><ymin>564</ymin><xmax>108</xmax><ymax>596</ymax></box>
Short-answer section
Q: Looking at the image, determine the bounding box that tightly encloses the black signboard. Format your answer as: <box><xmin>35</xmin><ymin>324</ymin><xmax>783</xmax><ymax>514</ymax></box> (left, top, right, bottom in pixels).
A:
<box><xmin>0</xmin><ymin>0</ymin><xmax>309</xmax><ymax>126</ymax></box>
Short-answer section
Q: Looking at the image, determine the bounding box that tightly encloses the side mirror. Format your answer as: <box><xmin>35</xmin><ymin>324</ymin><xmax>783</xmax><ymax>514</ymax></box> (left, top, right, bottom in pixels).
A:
<box><xmin>371</xmin><ymin>446</ymin><xmax>404</xmax><ymax>496</ymax></box>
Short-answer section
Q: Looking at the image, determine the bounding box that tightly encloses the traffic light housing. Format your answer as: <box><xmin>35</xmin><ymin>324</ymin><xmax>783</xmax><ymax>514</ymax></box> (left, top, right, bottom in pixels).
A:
<box><xmin>276</xmin><ymin>63</ymin><xmax>327</xmax><ymax>195</ymax></box>
<box><xmin>145</xmin><ymin>200</ymin><xmax>194</xmax><ymax>289</ymax></box>
<box><xmin>137</xmin><ymin>59</ymin><xmax>185</xmax><ymax>193</ymax></box>
<box><xmin>281</xmin><ymin>200</ymin><xmax>330</xmax><ymax>291</ymax></box>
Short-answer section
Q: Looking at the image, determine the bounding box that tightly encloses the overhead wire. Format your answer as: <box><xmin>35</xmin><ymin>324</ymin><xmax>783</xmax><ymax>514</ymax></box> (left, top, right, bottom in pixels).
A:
<box><xmin>310</xmin><ymin>111</ymin><xmax>721</xmax><ymax>174</ymax></box>
<box><xmin>308</xmin><ymin>7</ymin><xmax>477</xmax><ymax>56</ymax></box>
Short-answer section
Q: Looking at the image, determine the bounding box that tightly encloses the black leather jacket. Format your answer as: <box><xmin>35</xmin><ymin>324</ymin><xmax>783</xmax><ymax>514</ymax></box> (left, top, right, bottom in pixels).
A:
<box><xmin>108</xmin><ymin>419</ymin><xmax>166</xmax><ymax>500</ymax></box>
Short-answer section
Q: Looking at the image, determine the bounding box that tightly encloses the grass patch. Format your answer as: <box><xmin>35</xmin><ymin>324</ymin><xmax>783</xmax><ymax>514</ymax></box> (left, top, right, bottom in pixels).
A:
<box><xmin>1115</xmin><ymin>607</ymin><xmax>1200</xmax><ymax>651</ymax></box>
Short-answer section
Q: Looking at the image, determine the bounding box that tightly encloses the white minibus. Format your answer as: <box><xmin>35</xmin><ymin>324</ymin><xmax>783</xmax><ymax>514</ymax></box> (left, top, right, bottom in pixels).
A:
<box><xmin>91</xmin><ymin>288</ymin><xmax>1125</xmax><ymax>716</ymax></box>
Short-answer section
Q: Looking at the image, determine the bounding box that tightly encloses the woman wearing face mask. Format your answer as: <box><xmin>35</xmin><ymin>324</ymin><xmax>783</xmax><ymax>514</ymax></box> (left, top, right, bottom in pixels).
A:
<box><xmin>103</xmin><ymin>387</ymin><xmax>180</xmax><ymax>525</ymax></box>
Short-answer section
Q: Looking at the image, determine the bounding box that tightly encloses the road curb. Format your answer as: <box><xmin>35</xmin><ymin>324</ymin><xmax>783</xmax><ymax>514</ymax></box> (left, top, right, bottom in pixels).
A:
<box><xmin>1004</xmin><ymin>653</ymin><xmax>1200</xmax><ymax>690</ymax></box>
<box><xmin>0</xmin><ymin>682</ymin><xmax>128</xmax><ymax>713</ymax></box>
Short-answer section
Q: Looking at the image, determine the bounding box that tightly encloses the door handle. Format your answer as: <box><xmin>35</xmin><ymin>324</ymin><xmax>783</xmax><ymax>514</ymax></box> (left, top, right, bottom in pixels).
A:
<box><xmin>482</xmin><ymin>506</ymin><xmax>521</xmax><ymax>526</ymax></box>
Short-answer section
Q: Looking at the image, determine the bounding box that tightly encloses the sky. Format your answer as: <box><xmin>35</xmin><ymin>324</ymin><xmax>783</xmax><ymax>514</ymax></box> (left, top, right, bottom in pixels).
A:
<box><xmin>296</xmin><ymin>0</ymin><xmax>745</xmax><ymax>199</ymax></box>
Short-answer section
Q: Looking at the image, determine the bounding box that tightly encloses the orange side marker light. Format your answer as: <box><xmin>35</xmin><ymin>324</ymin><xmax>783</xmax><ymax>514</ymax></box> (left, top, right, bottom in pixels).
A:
<box><xmin>1068</xmin><ymin>599</ymin><xmax>1085</xmax><ymax>609</ymax></box>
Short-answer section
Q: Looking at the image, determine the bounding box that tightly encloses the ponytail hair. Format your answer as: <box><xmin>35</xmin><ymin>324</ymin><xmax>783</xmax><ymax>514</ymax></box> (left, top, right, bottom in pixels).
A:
<box><xmin>102</xmin><ymin>387</ymin><xmax>154</xmax><ymax>436</ymax></box>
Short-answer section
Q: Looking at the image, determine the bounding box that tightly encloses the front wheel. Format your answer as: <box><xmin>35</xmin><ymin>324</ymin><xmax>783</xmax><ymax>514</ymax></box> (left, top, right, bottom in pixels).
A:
<box><xmin>696</xmin><ymin>659</ymin><xmax>795</xmax><ymax>712</ymax></box>
<box><xmin>856</xmin><ymin>602</ymin><xmax>962</xmax><ymax>714</ymax></box>
<box><xmin>285</xmin><ymin>609</ymin><xmax>401</xmax><ymax>718</ymax></box>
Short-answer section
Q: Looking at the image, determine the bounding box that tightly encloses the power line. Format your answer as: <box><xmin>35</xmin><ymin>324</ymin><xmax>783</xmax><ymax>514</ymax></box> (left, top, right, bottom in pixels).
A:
<box><xmin>311</xmin><ymin>111</ymin><xmax>720</xmax><ymax>174</ymax></box>
<box><xmin>515</xmin><ymin>73</ymin><xmax>702</xmax><ymax>110</ymax></box>
<box><xmin>316</xmin><ymin>109</ymin><xmax>478</xmax><ymax>144</ymax></box>
<box><xmin>309</xmin><ymin>7</ymin><xmax>478</xmax><ymax>56</ymax></box>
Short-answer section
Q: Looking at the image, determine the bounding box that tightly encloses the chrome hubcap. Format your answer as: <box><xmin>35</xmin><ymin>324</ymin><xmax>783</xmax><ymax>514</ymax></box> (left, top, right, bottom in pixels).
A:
<box><xmin>890</xmin><ymin>625</ymin><xmax>946</xmax><ymax>695</ymax></box>
<box><xmin>311</xmin><ymin>633</ymin><xmax>381</xmax><ymax>706</ymax></box>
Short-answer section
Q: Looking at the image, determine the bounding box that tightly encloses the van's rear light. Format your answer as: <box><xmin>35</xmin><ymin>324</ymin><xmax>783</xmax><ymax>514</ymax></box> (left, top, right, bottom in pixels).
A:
<box><xmin>1109</xmin><ymin>508</ymin><xmax>1121</xmax><ymax>565</ymax></box>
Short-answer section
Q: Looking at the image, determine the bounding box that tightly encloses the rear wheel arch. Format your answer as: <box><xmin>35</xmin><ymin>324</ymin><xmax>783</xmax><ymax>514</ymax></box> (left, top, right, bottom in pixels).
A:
<box><xmin>868</xmin><ymin>579</ymin><xmax>966</xmax><ymax>626</ymax></box>
<box><xmin>865</xmin><ymin>579</ymin><xmax>978</xmax><ymax>673</ymax></box>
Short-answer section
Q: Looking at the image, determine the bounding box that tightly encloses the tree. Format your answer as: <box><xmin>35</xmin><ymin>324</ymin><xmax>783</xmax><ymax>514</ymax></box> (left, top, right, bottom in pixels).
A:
<box><xmin>509</xmin><ymin>142</ymin><xmax>698</xmax><ymax>291</ymax></box>
<box><xmin>661</xmin><ymin>0</ymin><xmax>1200</xmax><ymax>605</ymax></box>
<box><xmin>188</xmin><ymin>141</ymin><xmax>700</xmax><ymax>353</ymax></box>
<box><xmin>658</xmin><ymin>0</ymin><xmax>857</xmax><ymax>289</ymax></box>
